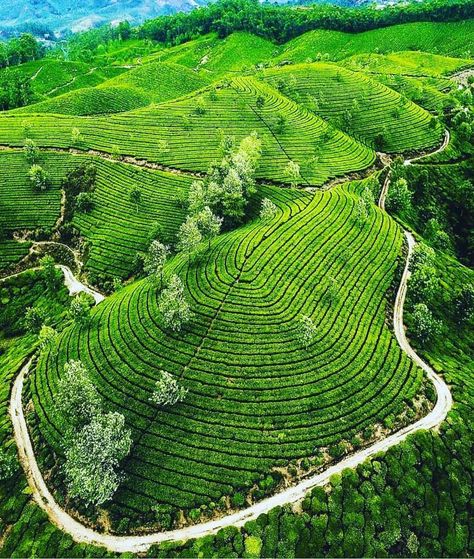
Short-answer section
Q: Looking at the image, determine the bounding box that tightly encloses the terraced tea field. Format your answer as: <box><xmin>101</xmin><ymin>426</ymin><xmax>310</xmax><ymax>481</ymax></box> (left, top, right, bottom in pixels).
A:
<box><xmin>1</xmin><ymin>13</ymin><xmax>472</xmax><ymax>556</ymax></box>
<box><xmin>32</xmin><ymin>181</ymin><xmax>423</xmax><ymax>516</ymax></box>
<box><xmin>0</xmin><ymin>78</ymin><xmax>375</xmax><ymax>185</ymax></box>
<box><xmin>262</xmin><ymin>63</ymin><xmax>443</xmax><ymax>151</ymax></box>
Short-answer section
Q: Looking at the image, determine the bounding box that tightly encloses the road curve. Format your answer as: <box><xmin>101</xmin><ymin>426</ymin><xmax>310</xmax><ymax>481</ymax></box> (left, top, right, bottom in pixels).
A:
<box><xmin>8</xmin><ymin>176</ymin><xmax>453</xmax><ymax>552</ymax></box>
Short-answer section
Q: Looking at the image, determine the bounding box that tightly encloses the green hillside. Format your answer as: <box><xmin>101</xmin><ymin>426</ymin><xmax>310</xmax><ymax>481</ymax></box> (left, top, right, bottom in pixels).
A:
<box><xmin>277</xmin><ymin>20</ymin><xmax>474</xmax><ymax>63</ymax></box>
<box><xmin>341</xmin><ymin>51</ymin><xmax>473</xmax><ymax>77</ymax></box>
<box><xmin>0</xmin><ymin>9</ymin><xmax>472</xmax><ymax>557</ymax></box>
<box><xmin>14</xmin><ymin>62</ymin><xmax>210</xmax><ymax>116</ymax></box>
<box><xmin>262</xmin><ymin>62</ymin><xmax>443</xmax><ymax>151</ymax></box>
<box><xmin>33</xmin><ymin>180</ymin><xmax>423</xmax><ymax>521</ymax></box>
<box><xmin>0</xmin><ymin>77</ymin><xmax>375</xmax><ymax>185</ymax></box>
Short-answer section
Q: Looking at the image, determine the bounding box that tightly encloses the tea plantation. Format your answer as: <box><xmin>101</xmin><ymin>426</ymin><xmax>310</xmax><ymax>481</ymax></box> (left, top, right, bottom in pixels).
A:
<box><xmin>0</xmin><ymin>6</ymin><xmax>473</xmax><ymax>557</ymax></box>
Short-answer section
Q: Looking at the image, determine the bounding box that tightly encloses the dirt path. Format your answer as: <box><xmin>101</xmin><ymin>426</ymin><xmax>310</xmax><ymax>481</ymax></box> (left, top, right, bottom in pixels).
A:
<box><xmin>7</xmin><ymin>129</ymin><xmax>453</xmax><ymax>553</ymax></box>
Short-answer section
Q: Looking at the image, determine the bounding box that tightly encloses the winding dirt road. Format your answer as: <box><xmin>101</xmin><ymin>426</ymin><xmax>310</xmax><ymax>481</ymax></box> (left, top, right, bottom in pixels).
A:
<box><xmin>8</xmin><ymin>132</ymin><xmax>453</xmax><ymax>553</ymax></box>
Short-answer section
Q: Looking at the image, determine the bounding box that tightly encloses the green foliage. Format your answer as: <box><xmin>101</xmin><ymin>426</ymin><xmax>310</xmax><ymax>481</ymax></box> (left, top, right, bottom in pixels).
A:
<box><xmin>158</xmin><ymin>274</ymin><xmax>192</xmax><ymax>332</ymax></box>
<box><xmin>150</xmin><ymin>371</ymin><xmax>188</xmax><ymax>407</ymax></box>
<box><xmin>68</xmin><ymin>292</ymin><xmax>94</xmax><ymax>324</ymax></box>
<box><xmin>55</xmin><ymin>360</ymin><xmax>102</xmax><ymax>430</ymax></box>
<box><xmin>410</xmin><ymin>303</ymin><xmax>442</xmax><ymax>344</ymax></box>
<box><xmin>28</xmin><ymin>164</ymin><xmax>49</xmax><ymax>192</ymax></box>
<box><xmin>64</xmin><ymin>412</ymin><xmax>132</xmax><ymax>507</ymax></box>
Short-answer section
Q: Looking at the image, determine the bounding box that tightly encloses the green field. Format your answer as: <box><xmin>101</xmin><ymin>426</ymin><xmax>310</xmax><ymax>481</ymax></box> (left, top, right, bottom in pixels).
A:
<box><xmin>32</xmin><ymin>180</ymin><xmax>423</xmax><ymax>520</ymax></box>
<box><xmin>0</xmin><ymin>10</ymin><xmax>472</xmax><ymax>556</ymax></box>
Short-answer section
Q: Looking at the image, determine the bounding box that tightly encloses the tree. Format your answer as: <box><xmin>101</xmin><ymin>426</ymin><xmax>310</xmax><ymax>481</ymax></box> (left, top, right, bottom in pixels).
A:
<box><xmin>355</xmin><ymin>197</ymin><xmax>369</xmax><ymax>224</ymax></box>
<box><xmin>454</xmin><ymin>284</ymin><xmax>474</xmax><ymax>324</ymax></box>
<box><xmin>411</xmin><ymin>303</ymin><xmax>441</xmax><ymax>344</ymax></box>
<box><xmin>24</xmin><ymin>138</ymin><xmax>39</xmax><ymax>164</ymax></box>
<box><xmin>297</xmin><ymin>315</ymin><xmax>317</xmax><ymax>349</ymax></box>
<box><xmin>177</xmin><ymin>216</ymin><xmax>203</xmax><ymax>258</ymax></box>
<box><xmin>189</xmin><ymin>132</ymin><xmax>262</xmax><ymax>225</ymax></box>
<box><xmin>409</xmin><ymin>245</ymin><xmax>439</xmax><ymax>303</ymax></box>
<box><xmin>143</xmin><ymin>240</ymin><xmax>169</xmax><ymax>284</ymax></box>
<box><xmin>64</xmin><ymin>411</ymin><xmax>132</xmax><ymax>507</ymax></box>
<box><xmin>158</xmin><ymin>275</ymin><xmax>192</xmax><ymax>332</ymax></box>
<box><xmin>40</xmin><ymin>255</ymin><xmax>61</xmax><ymax>289</ymax></box>
<box><xmin>75</xmin><ymin>192</ymin><xmax>94</xmax><ymax>213</ymax></box>
<box><xmin>326</xmin><ymin>276</ymin><xmax>339</xmax><ymax>304</ymax></box>
<box><xmin>386</xmin><ymin>178</ymin><xmax>412</xmax><ymax>213</ymax></box>
<box><xmin>38</xmin><ymin>325</ymin><xmax>58</xmax><ymax>353</ymax></box>
<box><xmin>194</xmin><ymin>206</ymin><xmax>222</xmax><ymax>247</ymax></box>
<box><xmin>188</xmin><ymin>180</ymin><xmax>206</xmax><ymax>214</ymax></box>
<box><xmin>28</xmin><ymin>164</ymin><xmax>49</xmax><ymax>192</ymax></box>
<box><xmin>56</xmin><ymin>360</ymin><xmax>102</xmax><ymax>429</ymax></box>
<box><xmin>71</xmin><ymin>127</ymin><xmax>82</xmax><ymax>144</ymax></box>
<box><xmin>284</xmin><ymin>160</ymin><xmax>301</xmax><ymax>188</ymax></box>
<box><xmin>260</xmin><ymin>198</ymin><xmax>278</xmax><ymax>221</ymax></box>
<box><xmin>0</xmin><ymin>447</ymin><xmax>16</xmax><ymax>481</ymax></box>
<box><xmin>69</xmin><ymin>292</ymin><xmax>94</xmax><ymax>324</ymax></box>
<box><xmin>150</xmin><ymin>370</ymin><xmax>188</xmax><ymax>407</ymax></box>
<box><xmin>275</xmin><ymin>113</ymin><xmax>287</xmax><ymax>134</ymax></box>
<box><xmin>24</xmin><ymin>306</ymin><xmax>46</xmax><ymax>334</ymax></box>
<box><xmin>129</xmin><ymin>186</ymin><xmax>142</xmax><ymax>213</ymax></box>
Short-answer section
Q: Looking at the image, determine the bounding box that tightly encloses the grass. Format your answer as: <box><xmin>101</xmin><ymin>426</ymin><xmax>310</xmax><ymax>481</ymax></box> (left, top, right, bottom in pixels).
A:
<box><xmin>0</xmin><ymin>240</ymin><xmax>31</xmax><ymax>271</ymax></box>
<box><xmin>144</xmin><ymin>32</ymin><xmax>276</xmax><ymax>76</ymax></box>
<box><xmin>72</xmin><ymin>157</ymin><xmax>193</xmax><ymax>279</ymax></box>
<box><xmin>0</xmin><ymin>151</ymin><xmax>65</xmax><ymax>233</ymax></box>
<box><xmin>32</xmin><ymin>180</ymin><xmax>423</xmax><ymax>522</ymax></box>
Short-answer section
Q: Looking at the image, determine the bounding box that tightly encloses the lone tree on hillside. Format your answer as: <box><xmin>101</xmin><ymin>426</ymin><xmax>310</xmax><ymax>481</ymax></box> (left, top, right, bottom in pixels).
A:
<box><xmin>71</xmin><ymin>127</ymin><xmax>81</xmax><ymax>144</ymax></box>
<box><xmin>64</xmin><ymin>411</ymin><xmax>132</xmax><ymax>507</ymax></box>
<box><xmin>129</xmin><ymin>186</ymin><xmax>142</xmax><ymax>213</ymax></box>
<box><xmin>260</xmin><ymin>198</ymin><xmax>278</xmax><ymax>221</ymax></box>
<box><xmin>284</xmin><ymin>160</ymin><xmax>301</xmax><ymax>188</ymax></box>
<box><xmin>56</xmin><ymin>360</ymin><xmax>102</xmax><ymax>430</ymax></box>
<box><xmin>28</xmin><ymin>164</ymin><xmax>49</xmax><ymax>192</ymax></box>
<box><xmin>158</xmin><ymin>275</ymin><xmax>192</xmax><ymax>332</ymax></box>
<box><xmin>24</xmin><ymin>138</ymin><xmax>39</xmax><ymax>164</ymax></box>
<box><xmin>150</xmin><ymin>370</ymin><xmax>188</xmax><ymax>407</ymax></box>
<box><xmin>144</xmin><ymin>240</ymin><xmax>169</xmax><ymax>285</ymax></box>
<box><xmin>297</xmin><ymin>315</ymin><xmax>317</xmax><ymax>350</ymax></box>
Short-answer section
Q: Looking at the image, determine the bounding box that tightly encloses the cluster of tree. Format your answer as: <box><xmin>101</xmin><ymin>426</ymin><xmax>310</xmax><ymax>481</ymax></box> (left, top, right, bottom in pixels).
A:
<box><xmin>0</xmin><ymin>33</ymin><xmax>42</xmax><ymax>68</ymax></box>
<box><xmin>0</xmin><ymin>69</ymin><xmax>33</xmax><ymax>110</ymax></box>
<box><xmin>150</xmin><ymin>412</ymin><xmax>472</xmax><ymax>558</ymax></box>
<box><xmin>137</xmin><ymin>0</ymin><xmax>473</xmax><ymax>46</ymax></box>
<box><xmin>56</xmin><ymin>360</ymin><xmax>132</xmax><ymax>507</ymax></box>
<box><xmin>397</xmin><ymin>162</ymin><xmax>473</xmax><ymax>266</ymax></box>
<box><xmin>186</xmin><ymin>132</ymin><xmax>262</xmax><ymax>230</ymax></box>
<box><xmin>59</xmin><ymin>162</ymin><xmax>97</xmax><ymax>244</ymax></box>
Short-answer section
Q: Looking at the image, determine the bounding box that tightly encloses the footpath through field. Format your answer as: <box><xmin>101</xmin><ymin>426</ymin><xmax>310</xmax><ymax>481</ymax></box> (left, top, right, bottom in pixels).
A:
<box><xmin>7</xmin><ymin>132</ymin><xmax>453</xmax><ymax>553</ymax></box>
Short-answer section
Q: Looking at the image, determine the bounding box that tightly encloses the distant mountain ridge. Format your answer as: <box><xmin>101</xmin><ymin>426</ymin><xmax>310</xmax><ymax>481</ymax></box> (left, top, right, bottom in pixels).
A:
<box><xmin>0</xmin><ymin>0</ymin><xmax>407</xmax><ymax>38</ymax></box>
